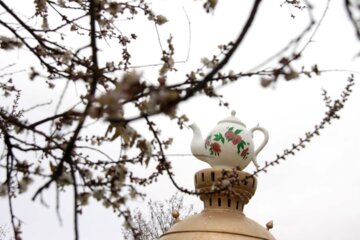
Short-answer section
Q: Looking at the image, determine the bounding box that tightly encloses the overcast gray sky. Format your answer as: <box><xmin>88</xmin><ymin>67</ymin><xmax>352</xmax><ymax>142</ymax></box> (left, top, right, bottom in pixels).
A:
<box><xmin>1</xmin><ymin>0</ymin><xmax>360</xmax><ymax>239</ymax></box>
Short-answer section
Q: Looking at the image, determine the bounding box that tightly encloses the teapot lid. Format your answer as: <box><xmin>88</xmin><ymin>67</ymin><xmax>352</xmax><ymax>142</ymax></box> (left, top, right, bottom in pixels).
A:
<box><xmin>218</xmin><ymin>110</ymin><xmax>246</xmax><ymax>127</ymax></box>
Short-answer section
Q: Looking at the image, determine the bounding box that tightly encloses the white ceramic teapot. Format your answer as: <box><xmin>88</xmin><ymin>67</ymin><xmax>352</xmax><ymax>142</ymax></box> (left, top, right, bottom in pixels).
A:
<box><xmin>189</xmin><ymin>111</ymin><xmax>269</xmax><ymax>170</ymax></box>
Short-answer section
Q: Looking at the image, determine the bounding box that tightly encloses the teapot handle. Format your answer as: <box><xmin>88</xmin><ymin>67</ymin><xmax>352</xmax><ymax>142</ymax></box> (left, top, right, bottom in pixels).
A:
<box><xmin>250</xmin><ymin>125</ymin><xmax>269</xmax><ymax>168</ymax></box>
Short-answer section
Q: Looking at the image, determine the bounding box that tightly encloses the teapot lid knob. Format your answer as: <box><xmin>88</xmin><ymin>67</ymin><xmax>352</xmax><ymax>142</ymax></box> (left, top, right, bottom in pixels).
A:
<box><xmin>218</xmin><ymin>110</ymin><xmax>246</xmax><ymax>127</ymax></box>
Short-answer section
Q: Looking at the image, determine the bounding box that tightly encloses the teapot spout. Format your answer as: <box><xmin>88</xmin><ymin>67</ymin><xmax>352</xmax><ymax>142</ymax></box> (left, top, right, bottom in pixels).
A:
<box><xmin>189</xmin><ymin>123</ymin><xmax>211</xmax><ymax>164</ymax></box>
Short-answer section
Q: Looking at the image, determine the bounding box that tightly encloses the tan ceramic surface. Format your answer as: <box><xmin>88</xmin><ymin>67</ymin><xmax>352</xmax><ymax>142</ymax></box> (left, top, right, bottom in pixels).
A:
<box><xmin>160</xmin><ymin>209</ymin><xmax>275</xmax><ymax>240</ymax></box>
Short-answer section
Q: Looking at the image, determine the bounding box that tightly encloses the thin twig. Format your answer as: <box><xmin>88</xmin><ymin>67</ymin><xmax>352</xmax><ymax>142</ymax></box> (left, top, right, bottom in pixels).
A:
<box><xmin>23</xmin><ymin>100</ymin><xmax>53</xmax><ymax>113</ymax></box>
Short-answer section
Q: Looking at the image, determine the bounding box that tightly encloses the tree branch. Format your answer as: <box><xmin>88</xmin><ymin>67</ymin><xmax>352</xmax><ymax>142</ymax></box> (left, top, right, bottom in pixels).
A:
<box><xmin>345</xmin><ymin>0</ymin><xmax>360</xmax><ymax>39</ymax></box>
<box><xmin>31</xmin><ymin>0</ymin><xmax>100</xmax><ymax>204</ymax></box>
<box><xmin>183</xmin><ymin>0</ymin><xmax>263</xmax><ymax>100</ymax></box>
<box><xmin>0</xmin><ymin>123</ymin><xmax>20</xmax><ymax>239</ymax></box>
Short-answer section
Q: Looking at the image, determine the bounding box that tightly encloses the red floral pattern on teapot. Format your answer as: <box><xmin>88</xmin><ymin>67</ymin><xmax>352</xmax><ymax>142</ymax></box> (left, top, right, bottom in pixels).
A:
<box><xmin>190</xmin><ymin>110</ymin><xmax>269</xmax><ymax>170</ymax></box>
